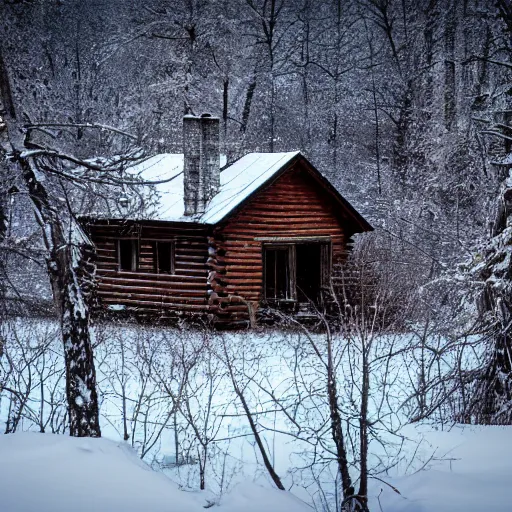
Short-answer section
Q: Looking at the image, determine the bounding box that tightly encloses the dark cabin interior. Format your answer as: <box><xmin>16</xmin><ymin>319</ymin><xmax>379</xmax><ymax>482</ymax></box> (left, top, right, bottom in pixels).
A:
<box><xmin>296</xmin><ymin>243</ymin><xmax>322</xmax><ymax>304</ymax></box>
<box><xmin>263</xmin><ymin>242</ymin><xmax>327</xmax><ymax>307</ymax></box>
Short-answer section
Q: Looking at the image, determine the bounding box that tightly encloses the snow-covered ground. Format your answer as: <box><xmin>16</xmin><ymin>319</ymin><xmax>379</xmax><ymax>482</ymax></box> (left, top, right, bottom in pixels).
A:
<box><xmin>0</xmin><ymin>432</ymin><xmax>310</xmax><ymax>512</ymax></box>
<box><xmin>1</xmin><ymin>425</ymin><xmax>511</xmax><ymax>512</ymax></box>
<box><xmin>0</xmin><ymin>318</ymin><xmax>504</xmax><ymax>511</ymax></box>
<box><xmin>367</xmin><ymin>424</ymin><xmax>512</xmax><ymax>512</ymax></box>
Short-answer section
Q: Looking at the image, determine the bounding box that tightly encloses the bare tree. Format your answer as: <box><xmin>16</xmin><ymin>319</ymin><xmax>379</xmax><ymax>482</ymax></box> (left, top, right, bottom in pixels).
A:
<box><xmin>0</xmin><ymin>41</ymin><xmax>154</xmax><ymax>436</ymax></box>
<box><xmin>1</xmin><ymin>319</ymin><xmax>66</xmax><ymax>434</ymax></box>
<box><xmin>178</xmin><ymin>335</ymin><xmax>228</xmax><ymax>490</ymax></box>
<box><xmin>237</xmin><ymin>238</ymin><xmax>417</xmax><ymax>511</ymax></box>
<box><xmin>219</xmin><ymin>334</ymin><xmax>286</xmax><ymax>491</ymax></box>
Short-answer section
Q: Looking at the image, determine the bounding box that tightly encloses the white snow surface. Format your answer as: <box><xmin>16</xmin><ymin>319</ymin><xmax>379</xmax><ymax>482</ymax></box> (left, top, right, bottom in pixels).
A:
<box><xmin>0</xmin><ymin>432</ymin><xmax>310</xmax><ymax>512</ymax></box>
<box><xmin>126</xmin><ymin>151</ymin><xmax>299</xmax><ymax>223</ymax></box>
<box><xmin>3</xmin><ymin>322</ymin><xmax>511</xmax><ymax>512</ymax></box>
<box><xmin>367</xmin><ymin>424</ymin><xmax>512</xmax><ymax>512</ymax></box>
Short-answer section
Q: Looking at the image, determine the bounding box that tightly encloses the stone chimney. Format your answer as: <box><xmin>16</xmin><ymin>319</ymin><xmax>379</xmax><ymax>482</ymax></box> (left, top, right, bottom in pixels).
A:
<box><xmin>183</xmin><ymin>113</ymin><xmax>220</xmax><ymax>216</ymax></box>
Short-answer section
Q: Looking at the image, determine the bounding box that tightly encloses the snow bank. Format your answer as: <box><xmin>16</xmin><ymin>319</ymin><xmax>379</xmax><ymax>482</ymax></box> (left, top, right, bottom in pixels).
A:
<box><xmin>0</xmin><ymin>433</ymin><xmax>310</xmax><ymax>512</ymax></box>
<box><xmin>368</xmin><ymin>425</ymin><xmax>512</xmax><ymax>512</ymax></box>
<box><xmin>218</xmin><ymin>482</ymin><xmax>312</xmax><ymax>511</ymax></box>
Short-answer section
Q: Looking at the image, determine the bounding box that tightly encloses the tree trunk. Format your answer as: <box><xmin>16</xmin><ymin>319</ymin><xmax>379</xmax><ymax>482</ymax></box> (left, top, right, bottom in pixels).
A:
<box><xmin>241</xmin><ymin>73</ymin><xmax>257</xmax><ymax>136</ymax></box>
<box><xmin>21</xmin><ymin>159</ymin><xmax>101</xmax><ymax>437</ymax></box>
<box><xmin>326</xmin><ymin>331</ymin><xmax>353</xmax><ymax>500</ymax></box>
<box><xmin>444</xmin><ymin>1</ymin><xmax>457</xmax><ymax>130</ymax></box>
<box><xmin>0</xmin><ymin>46</ymin><xmax>101</xmax><ymax>437</ymax></box>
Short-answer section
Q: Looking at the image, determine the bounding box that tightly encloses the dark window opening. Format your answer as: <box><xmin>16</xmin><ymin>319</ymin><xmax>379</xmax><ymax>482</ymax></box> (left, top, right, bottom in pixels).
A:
<box><xmin>154</xmin><ymin>241</ymin><xmax>175</xmax><ymax>274</ymax></box>
<box><xmin>119</xmin><ymin>239</ymin><xmax>138</xmax><ymax>272</ymax></box>
<box><xmin>296</xmin><ymin>244</ymin><xmax>322</xmax><ymax>303</ymax></box>
<box><xmin>264</xmin><ymin>242</ymin><xmax>330</xmax><ymax>306</ymax></box>
<box><xmin>264</xmin><ymin>248</ymin><xmax>291</xmax><ymax>300</ymax></box>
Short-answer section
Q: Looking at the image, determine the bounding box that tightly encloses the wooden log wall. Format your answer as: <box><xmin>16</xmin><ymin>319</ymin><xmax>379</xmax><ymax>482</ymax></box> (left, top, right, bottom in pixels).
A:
<box><xmin>208</xmin><ymin>162</ymin><xmax>349</xmax><ymax>327</ymax></box>
<box><xmin>85</xmin><ymin>220</ymin><xmax>210</xmax><ymax>319</ymax></box>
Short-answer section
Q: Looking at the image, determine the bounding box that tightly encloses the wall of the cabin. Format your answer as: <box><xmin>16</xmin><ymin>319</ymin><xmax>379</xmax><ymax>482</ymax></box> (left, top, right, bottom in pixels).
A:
<box><xmin>208</xmin><ymin>162</ymin><xmax>350</xmax><ymax>327</ymax></box>
<box><xmin>85</xmin><ymin>221</ymin><xmax>210</xmax><ymax>318</ymax></box>
<box><xmin>86</xmin><ymin>163</ymin><xmax>354</xmax><ymax>327</ymax></box>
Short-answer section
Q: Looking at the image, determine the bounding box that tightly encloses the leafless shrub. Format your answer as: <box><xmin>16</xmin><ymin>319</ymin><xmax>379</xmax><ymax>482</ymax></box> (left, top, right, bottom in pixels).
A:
<box><xmin>0</xmin><ymin>319</ymin><xmax>66</xmax><ymax>434</ymax></box>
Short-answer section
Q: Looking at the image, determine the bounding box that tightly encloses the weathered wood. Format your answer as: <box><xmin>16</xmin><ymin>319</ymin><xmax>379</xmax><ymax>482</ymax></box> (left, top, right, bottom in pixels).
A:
<box><xmin>99</xmin><ymin>284</ymin><xmax>207</xmax><ymax>297</ymax></box>
<box><xmin>98</xmin><ymin>290</ymin><xmax>206</xmax><ymax>303</ymax></box>
<box><xmin>85</xmin><ymin>219</ymin><xmax>210</xmax><ymax>315</ymax></box>
<box><xmin>207</xmin><ymin>164</ymin><xmax>348</xmax><ymax>325</ymax></box>
<box><xmin>85</xmin><ymin>160</ymin><xmax>356</xmax><ymax>325</ymax></box>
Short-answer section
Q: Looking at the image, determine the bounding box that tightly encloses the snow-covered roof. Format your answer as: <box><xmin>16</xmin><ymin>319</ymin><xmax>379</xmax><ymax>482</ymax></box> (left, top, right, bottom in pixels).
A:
<box><xmin>125</xmin><ymin>151</ymin><xmax>300</xmax><ymax>224</ymax></box>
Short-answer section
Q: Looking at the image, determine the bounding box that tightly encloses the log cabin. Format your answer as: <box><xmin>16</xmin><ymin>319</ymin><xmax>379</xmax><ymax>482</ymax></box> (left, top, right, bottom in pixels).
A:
<box><xmin>82</xmin><ymin>114</ymin><xmax>373</xmax><ymax>328</ymax></box>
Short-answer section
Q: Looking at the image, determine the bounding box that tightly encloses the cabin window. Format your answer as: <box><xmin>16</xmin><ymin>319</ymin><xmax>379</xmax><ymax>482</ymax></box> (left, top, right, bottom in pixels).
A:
<box><xmin>264</xmin><ymin>246</ymin><xmax>294</xmax><ymax>301</ymax></box>
<box><xmin>153</xmin><ymin>241</ymin><xmax>175</xmax><ymax>274</ymax></box>
<box><xmin>118</xmin><ymin>239</ymin><xmax>138</xmax><ymax>272</ymax></box>
<box><xmin>264</xmin><ymin>241</ymin><xmax>330</xmax><ymax>305</ymax></box>
<box><xmin>296</xmin><ymin>243</ymin><xmax>322</xmax><ymax>303</ymax></box>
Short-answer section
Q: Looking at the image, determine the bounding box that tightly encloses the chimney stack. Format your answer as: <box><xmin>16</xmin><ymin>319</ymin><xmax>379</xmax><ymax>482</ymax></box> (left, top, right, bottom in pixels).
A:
<box><xmin>183</xmin><ymin>113</ymin><xmax>220</xmax><ymax>216</ymax></box>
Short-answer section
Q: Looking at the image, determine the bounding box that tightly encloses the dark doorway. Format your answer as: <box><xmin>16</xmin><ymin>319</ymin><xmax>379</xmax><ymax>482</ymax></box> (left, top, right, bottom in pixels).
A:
<box><xmin>296</xmin><ymin>244</ymin><xmax>322</xmax><ymax>304</ymax></box>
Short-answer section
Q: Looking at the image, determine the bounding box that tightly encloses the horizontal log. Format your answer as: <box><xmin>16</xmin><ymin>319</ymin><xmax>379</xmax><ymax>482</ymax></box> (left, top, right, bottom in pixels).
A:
<box><xmin>91</xmin><ymin>231</ymin><xmax>207</xmax><ymax>240</ymax></box>
<box><xmin>97</xmin><ymin>262</ymin><xmax>119</xmax><ymax>270</ymax></box>
<box><xmin>101</xmin><ymin>297</ymin><xmax>208</xmax><ymax>311</ymax></box>
<box><xmin>242</xmin><ymin>203</ymin><xmax>327</xmax><ymax>213</ymax></box>
<box><xmin>97</xmin><ymin>269</ymin><xmax>206</xmax><ymax>282</ymax></box>
<box><xmin>225</xmin><ymin>285</ymin><xmax>262</xmax><ymax>292</ymax></box>
<box><xmin>222</xmin><ymin>229</ymin><xmax>342</xmax><ymax>238</ymax></box>
<box><xmin>88</xmin><ymin>221</ymin><xmax>207</xmax><ymax>231</ymax></box>
<box><xmin>96</xmin><ymin>256</ymin><xmax>117</xmax><ymax>264</ymax></box>
<box><xmin>251</xmin><ymin>197</ymin><xmax>326</xmax><ymax>206</ymax></box>
<box><xmin>225</xmin><ymin>222</ymin><xmax>341</xmax><ymax>231</ymax></box>
<box><xmin>217</xmin><ymin>257</ymin><xmax>262</xmax><ymax>265</ymax></box>
<box><xmin>96</xmin><ymin>246</ymin><xmax>116</xmax><ymax>254</ymax></box>
<box><xmin>98</xmin><ymin>291</ymin><xmax>206</xmax><ymax>304</ymax></box>
<box><xmin>222</xmin><ymin>263</ymin><xmax>262</xmax><ymax>271</ymax></box>
<box><xmin>217</xmin><ymin>240</ymin><xmax>261</xmax><ymax>248</ymax></box>
<box><xmin>98</xmin><ymin>276</ymin><xmax>207</xmax><ymax>288</ymax></box>
<box><xmin>175</xmin><ymin>262</ymin><xmax>207</xmax><ymax>269</ymax></box>
<box><xmin>233</xmin><ymin>215</ymin><xmax>334</xmax><ymax>225</ymax></box>
<box><xmin>99</xmin><ymin>283</ymin><xmax>207</xmax><ymax>297</ymax></box>
<box><xmin>174</xmin><ymin>269</ymin><xmax>207</xmax><ymax>277</ymax></box>
<box><xmin>224</xmin><ymin>226</ymin><xmax>341</xmax><ymax>235</ymax></box>
<box><xmin>176</xmin><ymin>240</ymin><xmax>209</xmax><ymax>247</ymax></box>
<box><xmin>225</xmin><ymin>271</ymin><xmax>263</xmax><ymax>278</ymax></box>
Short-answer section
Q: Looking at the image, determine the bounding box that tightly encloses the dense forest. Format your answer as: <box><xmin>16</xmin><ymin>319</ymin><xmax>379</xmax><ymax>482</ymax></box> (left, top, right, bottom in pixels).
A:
<box><xmin>1</xmin><ymin>1</ymin><xmax>512</xmax><ymax>511</ymax></box>
<box><xmin>3</xmin><ymin>0</ymin><xmax>510</xmax><ymax>263</ymax></box>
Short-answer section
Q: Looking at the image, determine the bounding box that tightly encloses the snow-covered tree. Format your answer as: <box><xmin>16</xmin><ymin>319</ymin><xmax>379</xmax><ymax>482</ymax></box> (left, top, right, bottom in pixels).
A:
<box><xmin>0</xmin><ymin>39</ymin><xmax>149</xmax><ymax>436</ymax></box>
<box><xmin>467</xmin><ymin>143</ymin><xmax>512</xmax><ymax>424</ymax></box>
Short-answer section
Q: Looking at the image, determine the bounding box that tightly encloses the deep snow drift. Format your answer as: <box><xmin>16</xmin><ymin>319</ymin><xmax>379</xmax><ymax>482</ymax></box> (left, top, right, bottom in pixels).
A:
<box><xmin>1</xmin><ymin>426</ymin><xmax>511</xmax><ymax>512</ymax></box>
<box><xmin>367</xmin><ymin>425</ymin><xmax>512</xmax><ymax>512</ymax></box>
<box><xmin>0</xmin><ymin>432</ymin><xmax>310</xmax><ymax>512</ymax></box>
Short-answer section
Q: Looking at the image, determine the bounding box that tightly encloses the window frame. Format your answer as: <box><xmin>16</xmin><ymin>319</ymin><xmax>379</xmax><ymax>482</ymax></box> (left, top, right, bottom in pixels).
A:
<box><xmin>263</xmin><ymin>244</ymin><xmax>296</xmax><ymax>302</ymax></box>
<box><xmin>117</xmin><ymin>238</ymin><xmax>139</xmax><ymax>272</ymax></box>
<box><xmin>153</xmin><ymin>240</ymin><xmax>176</xmax><ymax>275</ymax></box>
<box><xmin>262</xmin><ymin>239</ymin><xmax>331</xmax><ymax>304</ymax></box>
